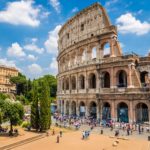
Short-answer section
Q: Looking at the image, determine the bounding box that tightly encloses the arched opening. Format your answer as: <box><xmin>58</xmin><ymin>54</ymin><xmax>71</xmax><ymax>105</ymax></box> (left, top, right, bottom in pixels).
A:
<box><xmin>136</xmin><ymin>103</ymin><xmax>149</xmax><ymax>123</ymax></box>
<box><xmin>102</xmin><ymin>72</ymin><xmax>110</xmax><ymax>88</ymax></box>
<box><xmin>102</xmin><ymin>102</ymin><xmax>111</xmax><ymax>120</ymax></box>
<box><xmin>103</xmin><ymin>43</ymin><xmax>110</xmax><ymax>57</ymax></box>
<box><xmin>117</xmin><ymin>70</ymin><xmax>127</xmax><ymax>87</ymax></box>
<box><xmin>92</xmin><ymin>47</ymin><xmax>97</xmax><ymax>59</ymax></box>
<box><xmin>79</xmin><ymin>75</ymin><xmax>85</xmax><ymax>89</ymax></box>
<box><xmin>79</xmin><ymin>101</ymin><xmax>85</xmax><ymax>117</ymax></box>
<box><xmin>81</xmin><ymin>49</ymin><xmax>86</xmax><ymax>63</ymax></box>
<box><xmin>117</xmin><ymin>102</ymin><xmax>128</xmax><ymax>123</ymax></box>
<box><xmin>71</xmin><ymin>76</ymin><xmax>76</xmax><ymax>90</ymax></box>
<box><xmin>71</xmin><ymin>101</ymin><xmax>76</xmax><ymax>116</ymax></box>
<box><xmin>89</xmin><ymin>101</ymin><xmax>97</xmax><ymax>119</ymax></box>
<box><xmin>140</xmin><ymin>71</ymin><xmax>148</xmax><ymax>87</ymax></box>
<box><xmin>66</xmin><ymin>78</ymin><xmax>69</xmax><ymax>90</ymax></box>
<box><xmin>66</xmin><ymin>101</ymin><xmax>69</xmax><ymax>115</ymax></box>
<box><xmin>89</xmin><ymin>73</ymin><xmax>96</xmax><ymax>89</ymax></box>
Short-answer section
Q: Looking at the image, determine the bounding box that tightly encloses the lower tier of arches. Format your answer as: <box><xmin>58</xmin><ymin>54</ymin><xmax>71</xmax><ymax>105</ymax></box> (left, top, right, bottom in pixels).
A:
<box><xmin>57</xmin><ymin>99</ymin><xmax>150</xmax><ymax>123</ymax></box>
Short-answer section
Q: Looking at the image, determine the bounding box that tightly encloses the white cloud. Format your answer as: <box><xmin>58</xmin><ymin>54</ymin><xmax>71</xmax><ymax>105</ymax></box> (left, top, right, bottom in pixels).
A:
<box><xmin>44</xmin><ymin>25</ymin><xmax>61</xmax><ymax>55</ymax></box>
<box><xmin>48</xmin><ymin>57</ymin><xmax>58</xmax><ymax>75</ymax></box>
<box><xmin>71</xmin><ymin>7</ymin><xmax>79</xmax><ymax>13</ymax></box>
<box><xmin>7</xmin><ymin>42</ymin><xmax>26</xmax><ymax>57</ymax></box>
<box><xmin>116</xmin><ymin>13</ymin><xmax>150</xmax><ymax>35</ymax></box>
<box><xmin>28</xmin><ymin>63</ymin><xmax>42</xmax><ymax>75</ymax></box>
<box><xmin>0</xmin><ymin>58</ymin><xmax>16</xmax><ymax>68</ymax></box>
<box><xmin>27</xmin><ymin>54</ymin><xmax>38</xmax><ymax>61</ymax></box>
<box><xmin>49</xmin><ymin>0</ymin><xmax>60</xmax><ymax>13</ymax></box>
<box><xmin>0</xmin><ymin>0</ymin><xmax>40</xmax><ymax>27</ymax></box>
<box><xmin>24</xmin><ymin>42</ymin><xmax>44</xmax><ymax>54</ymax></box>
<box><xmin>105</xmin><ymin>0</ymin><xmax>118</xmax><ymax>7</ymax></box>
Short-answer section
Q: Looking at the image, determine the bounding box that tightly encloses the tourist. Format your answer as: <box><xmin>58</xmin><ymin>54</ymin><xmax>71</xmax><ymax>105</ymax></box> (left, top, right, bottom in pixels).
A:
<box><xmin>57</xmin><ymin>135</ymin><xmax>60</xmax><ymax>143</ymax></box>
<box><xmin>52</xmin><ymin>129</ymin><xmax>55</xmax><ymax>135</ymax></box>
<box><xmin>60</xmin><ymin>130</ymin><xmax>62</xmax><ymax>137</ymax></box>
<box><xmin>82</xmin><ymin>131</ymin><xmax>85</xmax><ymax>140</ymax></box>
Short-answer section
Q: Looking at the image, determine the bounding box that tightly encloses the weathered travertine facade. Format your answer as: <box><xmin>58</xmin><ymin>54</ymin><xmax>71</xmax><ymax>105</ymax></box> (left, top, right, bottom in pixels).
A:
<box><xmin>57</xmin><ymin>3</ymin><xmax>150</xmax><ymax>123</ymax></box>
<box><xmin>0</xmin><ymin>65</ymin><xmax>18</xmax><ymax>93</ymax></box>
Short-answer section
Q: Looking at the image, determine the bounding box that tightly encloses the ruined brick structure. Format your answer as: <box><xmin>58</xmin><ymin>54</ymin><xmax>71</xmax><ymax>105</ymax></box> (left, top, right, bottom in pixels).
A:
<box><xmin>57</xmin><ymin>3</ymin><xmax>150</xmax><ymax>123</ymax></box>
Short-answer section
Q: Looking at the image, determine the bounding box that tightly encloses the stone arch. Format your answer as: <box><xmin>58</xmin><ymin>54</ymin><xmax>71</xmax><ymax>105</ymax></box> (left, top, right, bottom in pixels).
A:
<box><xmin>71</xmin><ymin>101</ymin><xmax>76</xmax><ymax>116</ymax></box>
<box><xmin>117</xmin><ymin>70</ymin><xmax>127</xmax><ymax>87</ymax></box>
<box><xmin>117</xmin><ymin>102</ymin><xmax>128</xmax><ymax>123</ymax></box>
<box><xmin>135</xmin><ymin>103</ymin><xmax>149</xmax><ymax>123</ymax></box>
<box><xmin>102</xmin><ymin>42</ymin><xmax>110</xmax><ymax>57</ymax></box>
<box><xmin>80</xmin><ymin>48</ymin><xmax>86</xmax><ymax>63</ymax></box>
<box><xmin>102</xmin><ymin>102</ymin><xmax>111</xmax><ymax>120</ymax></box>
<box><xmin>71</xmin><ymin>76</ymin><xmax>76</xmax><ymax>90</ymax></box>
<box><xmin>79</xmin><ymin>74</ymin><xmax>85</xmax><ymax>89</ymax></box>
<box><xmin>66</xmin><ymin>77</ymin><xmax>69</xmax><ymax>90</ymax></box>
<box><xmin>79</xmin><ymin>101</ymin><xmax>86</xmax><ymax>117</ymax></box>
<box><xmin>140</xmin><ymin>71</ymin><xmax>148</xmax><ymax>87</ymax></box>
<box><xmin>92</xmin><ymin>47</ymin><xmax>97</xmax><ymax>59</ymax></box>
<box><xmin>89</xmin><ymin>101</ymin><xmax>97</xmax><ymax>118</ymax></box>
<box><xmin>102</xmin><ymin>71</ymin><xmax>110</xmax><ymax>88</ymax></box>
<box><xmin>89</xmin><ymin>73</ymin><xmax>96</xmax><ymax>89</ymax></box>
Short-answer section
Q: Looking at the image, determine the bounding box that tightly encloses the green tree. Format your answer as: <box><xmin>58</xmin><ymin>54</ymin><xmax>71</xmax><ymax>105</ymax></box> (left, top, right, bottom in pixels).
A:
<box><xmin>10</xmin><ymin>73</ymin><xmax>27</xmax><ymax>95</ymax></box>
<box><xmin>0</xmin><ymin>111</ymin><xmax>2</xmax><ymax>125</ymax></box>
<box><xmin>39</xmin><ymin>80</ymin><xmax>51</xmax><ymax>131</ymax></box>
<box><xmin>2</xmin><ymin>99</ymin><xmax>24</xmax><ymax>135</ymax></box>
<box><xmin>30</xmin><ymin>82</ymin><xmax>40</xmax><ymax>131</ymax></box>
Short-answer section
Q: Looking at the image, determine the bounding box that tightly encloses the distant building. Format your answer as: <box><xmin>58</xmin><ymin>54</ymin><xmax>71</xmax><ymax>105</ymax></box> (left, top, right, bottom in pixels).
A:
<box><xmin>0</xmin><ymin>65</ymin><xmax>18</xmax><ymax>93</ymax></box>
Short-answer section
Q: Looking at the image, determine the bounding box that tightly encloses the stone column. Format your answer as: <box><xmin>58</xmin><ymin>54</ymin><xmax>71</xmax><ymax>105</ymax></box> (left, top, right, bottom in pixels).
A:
<box><xmin>111</xmin><ymin>100</ymin><xmax>115</xmax><ymax>121</ymax></box>
<box><xmin>110</xmin><ymin>41</ymin><xmax>115</xmax><ymax>57</ymax></box>
<box><xmin>76</xmin><ymin>101</ymin><xmax>79</xmax><ymax>116</ymax></box>
<box><xmin>129</xmin><ymin>100</ymin><xmax>133</xmax><ymax>123</ymax></box>
<box><xmin>110</xmin><ymin>67</ymin><xmax>116</xmax><ymax>88</ymax></box>
<box><xmin>69</xmin><ymin>102</ymin><xmax>72</xmax><ymax>116</ymax></box>
<box><xmin>57</xmin><ymin>99</ymin><xmax>61</xmax><ymax>113</ymax></box>
<box><xmin>85</xmin><ymin>103</ymin><xmax>89</xmax><ymax>117</ymax></box>
<box><xmin>96</xmin><ymin>45</ymin><xmax>100</xmax><ymax>60</ymax></box>
<box><xmin>64</xmin><ymin>101</ymin><xmax>66</xmax><ymax>115</ymax></box>
<box><xmin>128</xmin><ymin>64</ymin><xmax>134</xmax><ymax>88</ymax></box>
<box><xmin>99</xmin><ymin>100</ymin><xmax>103</xmax><ymax>121</ymax></box>
<box><xmin>97</xmin><ymin>101</ymin><xmax>100</xmax><ymax>120</ymax></box>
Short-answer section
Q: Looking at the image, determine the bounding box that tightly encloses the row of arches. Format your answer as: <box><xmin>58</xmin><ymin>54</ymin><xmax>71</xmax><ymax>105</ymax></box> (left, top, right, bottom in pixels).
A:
<box><xmin>59</xmin><ymin>40</ymin><xmax>121</xmax><ymax>73</ymax></box>
<box><xmin>61</xmin><ymin>70</ymin><xmax>128</xmax><ymax>90</ymax></box>
<box><xmin>62</xmin><ymin>101</ymin><xmax>149</xmax><ymax>123</ymax></box>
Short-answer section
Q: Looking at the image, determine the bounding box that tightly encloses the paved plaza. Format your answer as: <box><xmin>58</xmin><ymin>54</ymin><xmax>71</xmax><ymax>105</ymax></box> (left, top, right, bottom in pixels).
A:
<box><xmin>12</xmin><ymin>130</ymin><xmax>150</xmax><ymax>150</ymax></box>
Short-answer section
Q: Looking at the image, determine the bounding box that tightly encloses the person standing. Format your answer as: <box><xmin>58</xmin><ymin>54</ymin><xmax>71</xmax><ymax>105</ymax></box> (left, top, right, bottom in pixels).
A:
<box><xmin>60</xmin><ymin>130</ymin><xmax>62</xmax><ymax>137</ymax></box>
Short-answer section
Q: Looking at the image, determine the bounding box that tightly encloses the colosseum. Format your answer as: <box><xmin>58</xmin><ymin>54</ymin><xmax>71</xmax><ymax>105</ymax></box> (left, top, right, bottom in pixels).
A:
<box><xmin>57</xmin><ymin>2</ymin><xmax>150</xmax><ymax>123</ymax></box>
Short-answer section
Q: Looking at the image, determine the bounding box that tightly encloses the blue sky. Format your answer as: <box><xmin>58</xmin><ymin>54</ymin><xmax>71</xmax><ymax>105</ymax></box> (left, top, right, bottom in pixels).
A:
<box><xmin>0</xmin><ymin>0</ymin><xmax>150</xmax><ymax>79</ymax></box>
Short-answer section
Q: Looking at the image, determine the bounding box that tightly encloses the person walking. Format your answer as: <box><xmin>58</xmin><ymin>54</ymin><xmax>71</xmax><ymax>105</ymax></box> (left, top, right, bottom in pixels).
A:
<box><xmin>82</xmin><ymin>131</ymin><xmax>85</xmax><ymax>140</ymax></box>
<box><xmin>57</xmin><ymin>135</ymin><xmax>60</xmax><ymax>143</ymax></box>
<box><xmin>60</xmin><ymin>130</ymin><xmax>62</xmax><ymax>137</ymax></box>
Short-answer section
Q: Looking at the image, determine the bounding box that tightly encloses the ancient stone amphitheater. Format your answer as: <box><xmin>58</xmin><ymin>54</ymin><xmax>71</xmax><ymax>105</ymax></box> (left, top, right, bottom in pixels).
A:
<box><xmin>57</xmin><ymin>2</ymin><xmax>150</xmax><ymax>123</ymax></box>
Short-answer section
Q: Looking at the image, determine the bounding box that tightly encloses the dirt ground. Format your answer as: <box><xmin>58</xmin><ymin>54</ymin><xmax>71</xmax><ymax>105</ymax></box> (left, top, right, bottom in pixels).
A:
<box><xmin>13</xmin><ymin>131</ymin><xmax>150</xmax><ymax>150</ymax></box>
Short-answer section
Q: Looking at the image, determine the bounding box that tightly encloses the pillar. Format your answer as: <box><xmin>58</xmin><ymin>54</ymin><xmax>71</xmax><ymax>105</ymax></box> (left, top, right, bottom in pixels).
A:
<box><xmin>97</xmin><ymin>101</ymin><xmax>100</xmax><ymax>120</ymax></box>
<box><xmin>69</xmin><ymin>102</ymin><xmax>72</xmax><ymax>116</ymax></box>
<box><xmin>128</xmin><ymin>64</ymin><xmax>134</xmax><ymax>88</ymax></box>
<box><xmin>111</xmin><ymin>100</ymin><xmax>115</xmax><ymax>121</ymax></box>
<box><xmin>64</xmin><ymin>101</ymin><xmax>66</xmax><ymax>115</ymax></box>
<box><xmin>129</xmin><ymin>100</ymin><xmax>133</xmax><ymax>123</ymax></box>
<box><xmin>110</xmin><ymin>41</ymin><xmax>115</xmax><ymax>57</ymax></box>
<box><xmin>76</xmin><ymin>102</ymin><xmax>79</xmax><ymax>116</ymax></box>
<box><xmin>85</xmin><ymin>105</ymin><xmax>89</xmax><ymax>117</ymax></box>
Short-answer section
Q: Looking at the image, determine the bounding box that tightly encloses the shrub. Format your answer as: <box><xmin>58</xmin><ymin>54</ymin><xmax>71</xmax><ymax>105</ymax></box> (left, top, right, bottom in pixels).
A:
<box><xmin>21</xmin><ymin>121</ymin><xmax>31</xmax><ymax>128</ymax></box>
